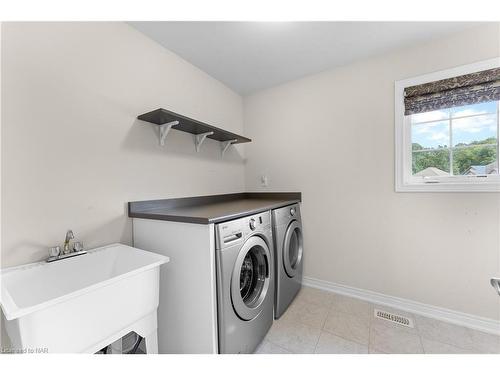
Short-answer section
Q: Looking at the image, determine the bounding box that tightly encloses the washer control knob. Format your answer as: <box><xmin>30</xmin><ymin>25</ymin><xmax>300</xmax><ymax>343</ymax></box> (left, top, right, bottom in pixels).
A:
<box><xmin>249</xmin><ymin>218</ymin><xmax>256</xmax><ymax>230</ymax></box>
<box><xmin>290</xmin><ymin>207</ymin><xmax>296</xmax><ymax>216</ymax></box>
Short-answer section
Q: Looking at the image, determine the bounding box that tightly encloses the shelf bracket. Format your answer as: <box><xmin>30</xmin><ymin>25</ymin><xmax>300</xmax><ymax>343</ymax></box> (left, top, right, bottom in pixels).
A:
<box><xmin>195</xmin><ymin>131</ymin><xmax>214</xmax><ymax>152</ymax></box>
<box><xmin>158</xmin><ymin>121</ymin><xmax>179</xmax><ymax>146</ymax></box>
<box><xmin>221</xmin><ymin>139</ymin><xmax>238</xmax><ymax>157</ymax></box>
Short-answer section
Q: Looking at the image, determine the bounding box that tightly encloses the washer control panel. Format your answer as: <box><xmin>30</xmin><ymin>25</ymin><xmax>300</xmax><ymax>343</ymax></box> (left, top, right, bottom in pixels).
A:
<box><xmin>249</xmin><ymin>218</ymin><xmax>257</xmax><ymax>230</ymax></box>
<box><xmin>216</xmin><ymin>211</ymin><xmax>271</xmax><ymax>249</ymax></box>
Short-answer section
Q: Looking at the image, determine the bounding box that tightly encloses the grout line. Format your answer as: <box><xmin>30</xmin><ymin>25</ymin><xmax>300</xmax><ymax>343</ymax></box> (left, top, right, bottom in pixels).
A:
<box><xmin>320</xmin><ymin>330</ymin><xmax>371</xmax><ymax>354</ymax></box>
<box><xmin>418</xmin><ymin>336</ymin><xmax>478</xmax><ymax>354</ymax></box>
<box><xmin>417</xmin><ymin>333</ymin><xmax>425</xmax><ymax>354</ymax></box>
<box><xmin>368</xmin><ymin>306</ymin><xmax>373</xmax><ymax>354</ymax></box>
<box><xmin>313</xmin><ymin>330</ymin><xmax>322</xmax><ymax>354</ymax></box>
<box><xmin>414</xmin><ymin>316</ymin><xmax>426</xmax><ymax>354</ymax></box>
<box><xmin>261</xmin><ymin>332</ymin><xmax>292</xmax><ymax>354</ymax></box>
<box><xmin>314</xmin><ymin>297</ymin><xmax>331</xmax><ymax>353</ymax></box>
<box><xmin>267</xmin><ymin>340</ymin><xmax>294</xmax><ymax>354</ymax></box>
<box><xmin>320</xmin><ymin>289</ymin><xmax>371</xmax><ymax>352</ymax></box>
<box><xmin>418</xmin><ymin>335</ymin><xmax>476</xmax><ymax>353</ymax></box>
<box><xmin>320</xmin><ymin>306</ymin><xmax>330</xmax><ymax>331</ymax></box>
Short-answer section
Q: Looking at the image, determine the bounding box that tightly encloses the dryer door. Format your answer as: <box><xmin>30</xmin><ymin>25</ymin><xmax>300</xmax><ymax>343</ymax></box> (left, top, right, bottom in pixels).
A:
<box><xmin>231</xmin><ymin>235</ymin><xmax>271</xmax><ymax>321</ymax></box>
<box><xmin>283</xmin><ymin>220</ymin><xmax>303</xmax><ymax>278</ymax></box>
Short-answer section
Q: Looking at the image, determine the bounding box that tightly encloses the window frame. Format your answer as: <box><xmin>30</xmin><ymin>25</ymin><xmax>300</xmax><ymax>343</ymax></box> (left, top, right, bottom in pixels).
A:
<box><xmin>395</xmin><ymin>58</ymin><xmax>500</xmax><ymax>192</ymax></box>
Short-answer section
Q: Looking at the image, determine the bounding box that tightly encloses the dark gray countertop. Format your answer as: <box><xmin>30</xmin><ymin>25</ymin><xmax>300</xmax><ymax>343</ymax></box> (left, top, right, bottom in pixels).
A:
<box><xmin>128</xmin><ymin>192</ymin><xmax>301</xmax><ymax>224</ymax></box>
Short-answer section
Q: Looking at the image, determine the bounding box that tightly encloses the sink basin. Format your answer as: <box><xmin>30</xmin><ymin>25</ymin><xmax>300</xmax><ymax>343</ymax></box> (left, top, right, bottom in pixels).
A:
<box><xmin>0</xmin><ymin>243</ymin><xmax>169</xmax><ymax>353</ymax></box>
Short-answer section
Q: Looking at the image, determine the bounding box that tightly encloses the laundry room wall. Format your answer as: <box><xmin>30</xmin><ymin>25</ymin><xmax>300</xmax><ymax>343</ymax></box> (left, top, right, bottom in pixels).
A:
<box><xmin>243</xmin><ymin>23</ymin><xmax>500</xmax><ymax>320</ymax></box>
<box><xmin>1</xmin><ymin>22</ymin><xmax>245</xmax><ymax>269</ymax></box>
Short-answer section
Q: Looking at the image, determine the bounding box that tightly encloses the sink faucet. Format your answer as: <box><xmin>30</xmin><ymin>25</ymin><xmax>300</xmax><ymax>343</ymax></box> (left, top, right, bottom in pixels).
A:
<box><xmin>63</xmin><ymin>230</ymin><xmax>74</xmax><ymax>254</ymax></box>
<box><xmin>47</xmin><ymin>229</ymin><xmax>86</xmax><ymax>263</ymax></box>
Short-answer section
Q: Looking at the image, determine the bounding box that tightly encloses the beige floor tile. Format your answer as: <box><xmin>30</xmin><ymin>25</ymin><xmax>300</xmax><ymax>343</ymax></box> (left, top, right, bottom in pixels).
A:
<box><xmin>323</xmin><ymin>309</ymin><xmax>371</xmax><ymax>345</ymax></box>
<box><xmin>314</xmin><ymin>332</ymin><xmax>368</xmax><ymax>354</ymax></box>
<box><xmin>295</xmin><ymin>287</ymin><xmax>334</xmax><ymax>308</ymax></box>
<box><xmin>469</xmin><ymin>329</ymin><xmax>500</xmax><ymax>354</ymax></box>
<box><xmin>421</xmin><ymin>338</ymin><xmax>474</xmax><ymax>354</ymax></box>
<box><xmin>284</xmin><ymin>298</ymin><xmax>330</xmax><ymax>329</ymax></box>
<box><xmin>415</xmin><ymin>315</ymin><xmax>474</xmax><ymax>350</ymax></box>
<box><xmin>266</xmin><ymin>315</ymin><xmax>321</xmax><ymax>354</ymax></box>
<box><xmin>330</xmin><ymin>293</ymin><xmax>374</xmax><ymax>320</ymax></box>
<box><xmin>254</xmin><ymin>340</ymin><xmax>292</xmax><ymax>354</ymax></box>
<box><xmin>370</xmin><ymin>323</ymin><xmax>423</xmax><ymax>354</ymax></box>
<box><xmin>271</xmin><ymin>286</ymin><xmax>499</xmax><ymax>356</ymax></box>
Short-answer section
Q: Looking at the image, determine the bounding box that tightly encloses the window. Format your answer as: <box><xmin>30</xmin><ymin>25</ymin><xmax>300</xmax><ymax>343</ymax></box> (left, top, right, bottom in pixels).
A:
<box><xmin>395</xmin><ymin>59</ymin><xmax>500</xmax><ymax>192</ymax></box>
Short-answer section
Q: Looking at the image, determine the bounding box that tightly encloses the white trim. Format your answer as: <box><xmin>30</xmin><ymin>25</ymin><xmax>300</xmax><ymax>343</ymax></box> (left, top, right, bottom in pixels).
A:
<box><xmin>302</xmin><ymin>276</ymin><xmax>500</xmax><ymax>336</ymax></box>
<box><xmin>395</xmin><ymin>57</ymin><xmax>500</xmax><ymax>193</ymax></box>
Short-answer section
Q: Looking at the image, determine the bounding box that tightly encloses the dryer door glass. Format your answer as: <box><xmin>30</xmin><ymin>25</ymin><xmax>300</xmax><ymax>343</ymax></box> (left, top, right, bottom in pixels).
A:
<box><xmin>289</xmin><ymin>228</ymin><xmax>300</xmax><ymax>268</ymax></box>
<box><xmin>231</xmin><ymin>236</ymin><xmax>271</xmax><ymax>321</ymax></box>
<box><xmin>283</xmin><ymin>221</ymin><xmax>303</xmax><ymax>278</ymax></box>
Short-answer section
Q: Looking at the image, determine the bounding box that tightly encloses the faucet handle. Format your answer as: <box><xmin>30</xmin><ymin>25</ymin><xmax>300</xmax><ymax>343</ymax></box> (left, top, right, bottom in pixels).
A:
<box><xmin>49</xmin><ymin>246</ymin><xmax>61</xmax><ymax>258</ymax></box>
<box><xmin>73</xmin><ymin>241</ymin><xmax>84</xmax><ymax>252</ymax></box>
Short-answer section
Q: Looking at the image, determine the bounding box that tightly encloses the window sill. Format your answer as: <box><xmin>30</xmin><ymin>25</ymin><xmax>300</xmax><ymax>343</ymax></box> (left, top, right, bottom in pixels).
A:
<box><xmin>396</xmin><ymin>181</ymin><xmax>500</xmax><ymax>193</ymax></box>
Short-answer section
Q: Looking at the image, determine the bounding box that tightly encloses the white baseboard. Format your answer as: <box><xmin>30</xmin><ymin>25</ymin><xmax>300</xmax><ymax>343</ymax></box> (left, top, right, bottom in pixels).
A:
<box><xmin>302</xmin><ymin>276</ymin><xmax>500</xmax><ymax>335</ymax></box>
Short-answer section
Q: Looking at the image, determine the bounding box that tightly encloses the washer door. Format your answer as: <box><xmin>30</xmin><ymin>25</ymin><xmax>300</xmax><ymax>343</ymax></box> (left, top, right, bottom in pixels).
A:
<box><xmin>231</xmin><ymin>235</ymin><xmax>271</xmax><ymax>321</ymax></box>
<box><xmin>283</xmin><ymin>221</ymin><xmax>303</xmax><ymax>278</ymax></box>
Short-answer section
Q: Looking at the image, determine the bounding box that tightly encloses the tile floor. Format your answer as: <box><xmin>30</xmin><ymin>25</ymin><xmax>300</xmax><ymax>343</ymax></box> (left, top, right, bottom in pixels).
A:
<box><xmin>254</xmin><ymin>287</ymin><xmax>500</xmax><ymax>354</ymax></box>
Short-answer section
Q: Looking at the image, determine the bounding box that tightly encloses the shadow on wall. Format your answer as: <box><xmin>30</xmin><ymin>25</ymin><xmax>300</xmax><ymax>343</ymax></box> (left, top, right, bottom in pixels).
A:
<box><xmin>81</xmin><ymin>205</ymin><xmax>133</xmax><ymax>249</ymax></box>
<box><xmin>121</xmin><ymin>119</ymin><xmax>247</xmax><ymax>164</ymax></box>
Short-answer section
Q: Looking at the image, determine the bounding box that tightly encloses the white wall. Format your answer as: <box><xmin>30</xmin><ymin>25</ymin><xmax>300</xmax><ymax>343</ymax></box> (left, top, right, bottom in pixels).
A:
<box><xmin>1</xmin><ymin>22</ymin><xmax>245</xmax><ymax>268</ymax></box>
<box><xmin>244</xmin><ymin>24</ymin><xmax>500</xmax><ymax>320</ymax></box>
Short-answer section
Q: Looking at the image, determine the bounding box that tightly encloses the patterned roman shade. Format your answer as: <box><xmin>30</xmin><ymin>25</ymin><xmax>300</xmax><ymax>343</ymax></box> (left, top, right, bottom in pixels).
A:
<box><xmin>404</xmin><ymin>67</ymin><xmax>500</xmax><ymax>115</ymax></box>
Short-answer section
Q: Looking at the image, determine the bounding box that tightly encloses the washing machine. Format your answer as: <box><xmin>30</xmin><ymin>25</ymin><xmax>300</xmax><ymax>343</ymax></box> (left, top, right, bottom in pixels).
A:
<box><xmin>215</xmin><ymin>211</ymin><xmax>274</xmax><ymax>354</ymax></box>
<box><xmin>272</xmin><ymin>204</ymin><xmax>304</xmax><ymax>319</ymax></box>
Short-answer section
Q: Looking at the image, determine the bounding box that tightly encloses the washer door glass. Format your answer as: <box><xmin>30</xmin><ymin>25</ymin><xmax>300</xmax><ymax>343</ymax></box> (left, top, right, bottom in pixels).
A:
<box><xmin>283</xmin><ymin>221</ymin><xmax>303</xmax><ymax>278</ymax></box>
<box><xmin>231</xmin><ymin>236</ymin><xmax>271</xmax><ymax>321</ymax></box>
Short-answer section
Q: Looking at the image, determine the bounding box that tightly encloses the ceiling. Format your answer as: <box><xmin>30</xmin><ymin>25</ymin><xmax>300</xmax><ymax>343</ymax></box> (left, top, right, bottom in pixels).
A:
<box><xmin>129</xmin><ymin>22</ymin><xmax>482</xmax><ymax>95</ymax></box>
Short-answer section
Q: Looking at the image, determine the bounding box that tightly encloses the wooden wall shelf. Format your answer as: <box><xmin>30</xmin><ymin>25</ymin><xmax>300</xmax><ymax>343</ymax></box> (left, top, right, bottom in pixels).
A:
<box><xmin>137</xmin><ymin>108</ymin><xmax>251</xmax><ymax>156</ymax></box>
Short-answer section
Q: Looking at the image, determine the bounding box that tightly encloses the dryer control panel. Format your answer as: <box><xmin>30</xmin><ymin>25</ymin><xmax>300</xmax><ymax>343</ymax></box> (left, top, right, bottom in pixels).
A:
<box><xmin>272</xmin><ymin>203</ymin><xmax>301</xmax><ymax>227</ymax></box>
<box><xmin>216</xmin><ymin>211</ymin><xmax>271</xmax><ymax>249</ymax></box>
